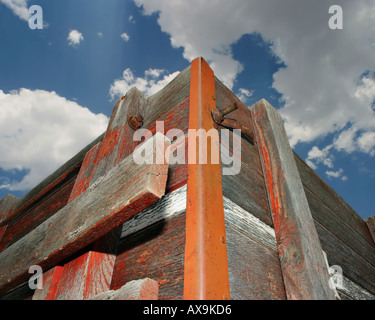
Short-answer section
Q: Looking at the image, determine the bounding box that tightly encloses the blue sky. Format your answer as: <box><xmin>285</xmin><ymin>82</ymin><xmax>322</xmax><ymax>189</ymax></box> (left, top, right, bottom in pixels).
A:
<box><xmin>0</xmin><ymin>0</ymin><xmax>374</xmax><ymax>220</ymax></box>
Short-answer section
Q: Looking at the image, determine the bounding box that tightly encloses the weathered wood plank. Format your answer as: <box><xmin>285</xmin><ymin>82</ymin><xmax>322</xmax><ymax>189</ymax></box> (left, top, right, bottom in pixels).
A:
<box><xmin>89</xmin><ymin>278</ymin><xmax>158</xmax><ymax>300</ymax></box>
<box><xmin>294</xmin><ymin>153</ymin><xmax>375</xmax><ymax>248</ymax></box>
<box><xmin>250</xmin><ymin>99</ymin><xmax>335</xmax><ymax>300</ymax></box>
<box><xmin>365</xmin><ymin>216</ymin><xmax>375</xmax><ymax>244</ymax></box>
<box><xmin>112</xmin><ymin>211</ymin><xmax>186</xmax><ymax>300</ymax></box>
<box><xmin>0</xmin><ymin>175</ymin><xmax>77</xmax><ymax>252</ymax></box>
<box><xmin>120</xmin><ymin>185</ymin><xmax>187</xmax><ymax>239</ymax></box>
<box><xmin>223</xmin><ymin>197</ymin><xmax>286</xmax><ymax>300</ymax></box>
<box><xmin>54</xmin><ymin>228</ymin><xmax>120</xmax><ymax>300</ymax></box>
<box><xmin>315</xmin><ymin>221</ymin><xmax>375</xmax><ymax>295</ymax></box>
<box><xmin>0</xmin><ymin>194</ymin><xmax>19</xmax><ymax>225</ymax></box>
<box><xmin>0</xmin><ymin>282</ymin><xmax>34</xmax><ymax>300</ymax></box>
<box><xmin>32</xmin><ymin>266</ymin><xmax>64</xmax><ymax>300</ymax></box>
<box><xmin>215</xmin><ymin>76</ymin><xmax>272</xmax><ymax>227</ymax></box>
<box><xmin>337</xmin><ymin>274</ymin><xmax>375</xmax><ymax>300</ymax></box>
<box><xmin>0</xmin><ymin>133</ymin><xmax>170</xmax><ymax>294</ymax></box>
<box><xmin>305</xmin><ymin>188</ymin><xmax>375</xmax><ymax>267</ymax></box>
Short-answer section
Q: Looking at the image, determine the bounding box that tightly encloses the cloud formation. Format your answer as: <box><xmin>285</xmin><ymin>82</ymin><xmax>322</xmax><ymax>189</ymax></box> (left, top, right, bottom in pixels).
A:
<box><xmin>0</xmin><ymin>0</ymin><xmax>29</xmax><ymax>21</ymax></box>
<box><xmin>134</xmin><ymin>0</ymin><xmax>375</xmax><ymax>160</ymax></box>
<box><xmin>109</xmin><ymin>68</ymin><xmax>180</xmax><ymax>99</ymax></box>
<box><xmin>0</xmin><ymin>88</ymin><xmax>108</xmax><ymax>191</ymax></box>
<box><xmin>67</xmin><ymin>29</ymin><xmax>84</xmax><ymax>47</ymax></box>
<box><xmin>120</xmin><ymin>32</ymin><xmax>130</xmax><ymax>42</ymax></box>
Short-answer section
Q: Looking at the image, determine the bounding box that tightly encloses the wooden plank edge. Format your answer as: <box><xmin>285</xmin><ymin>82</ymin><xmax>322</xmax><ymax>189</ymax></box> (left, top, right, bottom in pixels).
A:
<box><xmin>250</xmin><ymin>98</ymin><xmax>336</xmax><ymax>300</ymax></box>
<box><xmin>87</xmin><ymin>278</ymin><xmax>159</xmax><ymax>300</ymax></box>
<box><xmin>0</xmin><ymin>133</ymin><xmax>170</xmax><ymax>295</ymax></box>
<box><xmin>365</xmin><ymin>216</ymin><xmax>375</xmax><ymax>245</ymax></box>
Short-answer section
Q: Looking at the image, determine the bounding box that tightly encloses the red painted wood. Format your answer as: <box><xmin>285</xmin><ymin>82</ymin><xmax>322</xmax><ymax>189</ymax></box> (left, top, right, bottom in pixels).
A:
<box><xmin>250</xmin><ymin>99</ymin><xmax>335</xmax><ymax>300</ymax></box>
<box><xmin>32</xmin><ymin>266</ymin><xmax>64</xmax><ymax>300</ymax></box>
<box><xmin>0</xmin><ymin>136</ymin><xmax>170</xmax><ymax>295</ymax></box>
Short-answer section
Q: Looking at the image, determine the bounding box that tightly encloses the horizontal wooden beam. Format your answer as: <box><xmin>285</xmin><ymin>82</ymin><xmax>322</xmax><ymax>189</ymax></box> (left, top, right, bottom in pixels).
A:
<box><xmin>250</xmin><ymin>99</ymin><xmax>336</xmax><ymax>300</ymax></box>
<box><xmin>0</xmin><ymin>133</ymin><xmax>170</xmax><ymax>294</ymax></box>
<box><xmin>87</xmin><ymin>278</ymin><xmax>159</xmax><ymax>300</ymax></box>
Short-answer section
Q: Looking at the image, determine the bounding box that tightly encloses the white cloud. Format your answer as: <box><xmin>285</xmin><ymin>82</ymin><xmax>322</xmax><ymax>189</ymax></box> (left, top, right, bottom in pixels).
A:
<box><xmin>357</xmin><ymin>131</ymin><xmax>375</xmax><ymax>156</ymax></box>
<box><xmin>0</xmin><ymin>0</ymin><xmax>29</xmax><ymax>21</ymax></box>
<box><xmin>306</xmin><ymin>145</ymin><xmax>335</xmax><ymax>170</ymax></box>
<box><xmin>109</xmin><ymin>68</ymin><xmax>180</xmax><ymax>99</ymax></box>
<box><xmin>134</xmin><ymin>0</ymin><xmax>375</xmax><ymax>157</ymax></box>
<box><xmin>67</xmin><ymin>29</ymin><xmax>84</xmax><ymax>47</ymax></box>
<box><xmin>120</xmin><ymin>32</ymin><xmax>130</xmax><ymax>42</ymax></box>
<box><xmin>325</xmin><ymin>168</ymin><xmax>347</xmax><ymax>181</ymax></box>
<box><xmin>129</xmin><ymin>15</ymin><xmax>135</xmax><ymax>23</ymax></box>
<box><xmin>97</xmin><ymin>32</ymin><xmax>103</xmax><ymax>38</ymax></box>
<box><xmin>237</xmin><ymin>88</ymin><xmax>253</xmax><ymax>104</ymax></box>
<box><xmin>0</xmin><ymin>88</ymin><xmax>109</xmax><ymax>192</ymax></box>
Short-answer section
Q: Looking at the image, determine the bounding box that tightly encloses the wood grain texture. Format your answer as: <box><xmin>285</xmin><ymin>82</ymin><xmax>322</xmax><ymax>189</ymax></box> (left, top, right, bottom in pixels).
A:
<box><xmin>305</xmin><ymin>187</ymin><xmax>375</xmax><ymax>268</ymax></box>
<box><xmin>336</xmin><ymin>274</ymin><xmax>375</xmax><ymax>300</ymax></box>
<box><xmin>214</xmin><ymin>77</ymin><xmax>272</xmax><ymax>227</ymax></box>
<box><xmin>53</xmin><ymin>88</ymin><xmax>146</xmax><ymax>300</ymax></box>
<box><xmin>0</xmin><ymin>133</ymin><xmax>170</xmax><ymax>294</ymax></box>
<box><xmin>54</xmin><ymin>228</ymin><xmax>120</xmax><ymax>300</ymax></box>
<box><xmin>0</xmin><ymin>194</ymin><xmax>19</xmax><ymax>225</ymax></box>
<box><xmin>250</xmin><ymin>99</ymin><xmax>335</xmax><ymax>300</ymax></box>
<box><xmin>0</xmin><ymin>174</ymin><xmax>77</xmax><ymax>252</ymax></box>
<box><xmin>224</xmin><ymin>197</ymin><xmax>286</xmax><ymax>300</ymax></box>
<box><xmin>365</xmin><ymin>216</ymin><xmax>375</xmax><ymax>244</ymax></box>
<box><xmin>89</xmin><ymin>278</ymin><xmax>158</xmax><ymax>300</ymax></box>
<box><xmin>294</xmin><ymin>153</ymin><xmax>375</xmax><ymax>248</ymax></box>
<box><xmin>32</xmin><ymin>266</ymin><xmax>64</xmax><ymax>300</ymax></box>
<box><xmin>294</xmin><ymin>153</ymin><xmax>375</xmax><ymax>294</ymax></box>
<box><xmin>111</xmin><ymin>211</ymin><xmax>186</xmax><ymax>300</ymax></box>
<box><xmin>315</xmin><ymin>221</ymin><xmax>375</xmax><ymax>295</ymax></box>
<box><xmin>120</xmin><ymin>185</ymin><xmax>187</xmax><ymax>239</ymax></box>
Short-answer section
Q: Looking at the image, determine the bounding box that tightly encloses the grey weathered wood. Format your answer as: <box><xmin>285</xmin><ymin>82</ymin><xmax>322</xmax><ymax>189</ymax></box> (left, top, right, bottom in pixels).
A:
<box><xmin>223</xmin><ymin>197</ymin><xmax>286</xmax><ymax>300</ymax></box>
<box><xmin>121</xmin><ymin>184</ymin><xmax>187</xmax><ymax>239</ymax></box>
<box><xmin>315</xmin><ymin>221</ymin><xmax>375</xmax><ymax>294</ymax></box>
<box><xmin>250</xmin><ymin>99</ymin><xmax>336</xmax><ymax>300</ymax></box>
<box><xmin>294</xmin><ymin>153</ymin><xmax>375</xmax><ymax>247</ymax></box>
<box><xmin>88</xmin><ymin>278</ymin><xmax>159</xmax><ymax>300</ymax></box>
<box><xmin>0</xmin><ymin>133</ymin><xmax>170</xmax><ymax>294</ymax></box>
<box><xmin>304</xmin><ymin>187</ymin><xmax>375</xmax><ymax>267</ymax></box>
<box><xmin>365</xmin><ymin>216</ymin><xmax>375</xmax><ymax>244</ymax></box>
<box><xmin>224</xmin><ymin>197</ymin><xmax>276</xmax><ymax>252</ymax></box>
<box><xmin>0</xmin><ymin>194</ymin><xmax>19</xmax><ymax>225</ymax></box>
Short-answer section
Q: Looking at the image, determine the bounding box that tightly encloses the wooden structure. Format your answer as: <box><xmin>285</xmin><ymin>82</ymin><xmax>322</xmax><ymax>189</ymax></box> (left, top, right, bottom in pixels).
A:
<box><xmin>0</xmin><ymin>57</ymin><xmax>374</xmax><ymax>300</ymax></box>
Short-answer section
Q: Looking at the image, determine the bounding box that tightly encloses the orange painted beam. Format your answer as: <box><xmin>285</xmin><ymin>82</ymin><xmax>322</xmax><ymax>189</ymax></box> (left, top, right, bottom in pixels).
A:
<box><xmin>184</xmin><ymin>57</ymin><xmax>230</xmax><ymax>300</ymax></box>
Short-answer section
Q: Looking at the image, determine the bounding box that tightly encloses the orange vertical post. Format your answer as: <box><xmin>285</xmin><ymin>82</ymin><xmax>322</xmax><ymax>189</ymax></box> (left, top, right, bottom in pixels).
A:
<box><xmin>184</xmin><ymin>57</ymin><xmax>230</xmax><ymax>300</ymax></box>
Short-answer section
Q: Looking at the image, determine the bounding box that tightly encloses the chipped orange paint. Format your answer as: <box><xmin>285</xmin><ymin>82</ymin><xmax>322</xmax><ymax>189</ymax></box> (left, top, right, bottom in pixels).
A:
<box><xmin>183</xmin><ymin>57</ymin><xmax>230</xmax><ymax>300</ymax></box>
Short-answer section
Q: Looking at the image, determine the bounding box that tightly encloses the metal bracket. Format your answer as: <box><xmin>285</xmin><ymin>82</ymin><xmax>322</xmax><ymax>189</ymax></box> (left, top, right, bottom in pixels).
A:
<box><xmin>211</xmin><ymin>103</ymin><xmax>255</xmax><ymax>144</ymax></box>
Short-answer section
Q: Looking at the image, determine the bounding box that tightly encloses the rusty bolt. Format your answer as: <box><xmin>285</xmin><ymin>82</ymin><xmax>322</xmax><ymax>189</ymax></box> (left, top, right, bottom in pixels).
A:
<box><xmin>211</xmin><ymin>103</ymin><xmax>238</xmax><ymax>124</ymax></box>
<box><xmin>128</xmin><ymin>115</ymin><xmax>144</xmax><ymax>130</ymax></box>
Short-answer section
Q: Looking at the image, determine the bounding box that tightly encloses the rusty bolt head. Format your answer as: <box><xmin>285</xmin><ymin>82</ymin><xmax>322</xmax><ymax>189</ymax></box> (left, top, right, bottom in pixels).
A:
<box><xmin>128</xmin><ymin>115</ymin><xmax>144</xmax><ymax>130</ymax></box>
